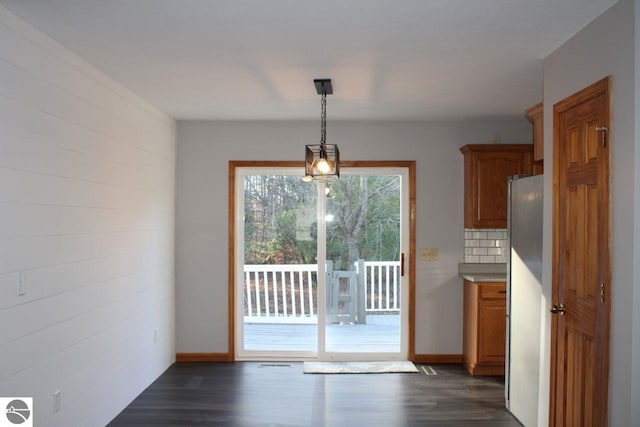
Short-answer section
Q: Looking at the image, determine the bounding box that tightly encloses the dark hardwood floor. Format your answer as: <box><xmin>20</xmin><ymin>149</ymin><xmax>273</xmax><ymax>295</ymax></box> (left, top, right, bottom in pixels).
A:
<box><xmin>108</xmin><ymin>362</ymin><xmax>522</xmax><ymax>427</ymax></box>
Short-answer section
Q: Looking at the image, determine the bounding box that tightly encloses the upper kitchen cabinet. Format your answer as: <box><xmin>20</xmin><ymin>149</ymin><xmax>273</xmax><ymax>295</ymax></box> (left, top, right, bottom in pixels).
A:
<box><xmin>525</xmin><ymin>103</ymin><xmax>543</xmax><ymax>161</ymax></box>
<box><xmin>460</xmin><ymin>144</ymin><xmax>533</xmax><ymax>228</ymax></box>
<box><xmin>525</xmin><ymin>103</ymin><xmax>544</xmax><ymax>175</ymax></box>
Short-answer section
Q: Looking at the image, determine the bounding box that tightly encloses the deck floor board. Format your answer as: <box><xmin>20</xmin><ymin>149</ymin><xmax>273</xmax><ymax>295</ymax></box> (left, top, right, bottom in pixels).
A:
<box><xmin>244</xmin><ymin>314</ymin><xmax>400</xmax><ymax>352</ymax></box>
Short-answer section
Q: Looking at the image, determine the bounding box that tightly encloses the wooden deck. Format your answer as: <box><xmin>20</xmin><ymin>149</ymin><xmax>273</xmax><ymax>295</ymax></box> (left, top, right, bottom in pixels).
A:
<box><xmin>243</xmin><ymin>314</ymin><xmax>400</xmax><ymax>353</ymax></box>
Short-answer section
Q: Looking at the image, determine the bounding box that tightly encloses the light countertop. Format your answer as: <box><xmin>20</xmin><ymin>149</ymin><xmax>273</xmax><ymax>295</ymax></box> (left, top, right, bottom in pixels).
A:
<box><xmin>459</xmin><ymin>273</ymin><xmax>506</xmax><ymax>283</ymax></box>
<box><xmin>458</xmin><ymin>263</ymin><xmax>507</xmax><ymax>283</ymax></box>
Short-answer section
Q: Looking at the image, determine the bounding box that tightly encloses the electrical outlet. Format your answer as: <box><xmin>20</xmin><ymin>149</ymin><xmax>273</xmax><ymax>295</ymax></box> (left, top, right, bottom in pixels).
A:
<box><xmin>16</xmin><ymin>272</ymin><xmax>26</xmax><ymax>296</ymax></box>
<box><xmin>420</xmin><ymin>248</ymin><xmax>438</xmax><ymax>261</ymax></box>
<box><xmin>53</xmin><ymin>390</ymin><xmax>61</xmax><ymax>413</ymax></box>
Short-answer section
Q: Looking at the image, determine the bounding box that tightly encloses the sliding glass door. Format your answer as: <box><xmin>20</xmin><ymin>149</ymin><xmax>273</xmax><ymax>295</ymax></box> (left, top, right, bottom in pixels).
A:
<box><xmin>237</xmin><ymin>171</ymin><xmax>318</xmax><ymax>356</ymax></box>
<box><xmin>234</xmin><ymin>165</ymin><xmax>409</xmax><ymax>360</ymax></box>
<box><xmin>323</xmin><ymin>171</ymin><xmax>404</xmax><ymax>358</ymax></box>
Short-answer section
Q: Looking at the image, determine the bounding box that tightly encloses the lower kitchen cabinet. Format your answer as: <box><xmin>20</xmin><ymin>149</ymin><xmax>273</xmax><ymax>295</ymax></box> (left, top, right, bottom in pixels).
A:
<box><xmin>463</xmin><ymin>280</ymin><xmax>506</xmax><ymax>375</ymax></box>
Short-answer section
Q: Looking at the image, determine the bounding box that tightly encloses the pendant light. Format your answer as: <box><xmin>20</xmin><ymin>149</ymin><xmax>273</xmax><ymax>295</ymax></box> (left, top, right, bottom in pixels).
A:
<box><xmin>303</xmin><ymin>79</ymin><xmax>340</xmax><ymax>181</ymax></box>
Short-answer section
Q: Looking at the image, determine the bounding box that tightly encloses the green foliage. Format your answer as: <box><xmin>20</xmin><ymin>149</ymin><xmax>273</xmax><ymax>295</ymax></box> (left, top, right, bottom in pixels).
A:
<box><xmin>326</xmin><ymin>175</ymin><xmax>400</xmax><ymax>270</ymax></box>
<box><xmin>243</xmin><ymin>173</ymin><xmax>400</xmax><ymax>269</ymax></box>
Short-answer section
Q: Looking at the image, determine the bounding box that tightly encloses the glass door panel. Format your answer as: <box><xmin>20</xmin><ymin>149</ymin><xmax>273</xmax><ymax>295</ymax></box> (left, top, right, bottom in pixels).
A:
<box><xmin>323</xmin><ymin>171</ymin><xmax>405</xmax><ymax>357</ymax></box>
<box><xmin>238</xmin><ymin>171</ymin><xmax>318</xmax><ymax>356</ymax></box>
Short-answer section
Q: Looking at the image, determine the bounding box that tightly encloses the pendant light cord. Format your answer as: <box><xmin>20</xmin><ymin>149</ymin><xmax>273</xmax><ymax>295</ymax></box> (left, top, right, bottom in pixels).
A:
<box><xmin>320</xmin><ymin>91</ymin><xmax>327</xmax><ymax>146</ymax></box>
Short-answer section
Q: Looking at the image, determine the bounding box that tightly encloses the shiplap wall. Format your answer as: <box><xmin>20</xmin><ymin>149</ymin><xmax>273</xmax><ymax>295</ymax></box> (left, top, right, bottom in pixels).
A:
<box><xmin>0</xmin><ymin>7</ymin><xmax>176</xmax><ymax>427</ymax></box>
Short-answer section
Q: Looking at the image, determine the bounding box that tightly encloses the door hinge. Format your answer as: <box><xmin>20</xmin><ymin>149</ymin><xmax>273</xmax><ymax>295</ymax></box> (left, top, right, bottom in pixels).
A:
<box><xmin>595</xmin><ymin>126</ymin><xmax>608</xmax><ymax>147</ymax></box>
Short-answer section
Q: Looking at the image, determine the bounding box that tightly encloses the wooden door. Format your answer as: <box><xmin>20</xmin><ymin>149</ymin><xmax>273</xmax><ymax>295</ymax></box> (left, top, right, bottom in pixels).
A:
<box><xmin>550</xmin><ymin>77</ymin><xmax>611</xmax><ymax>426</ymax></box>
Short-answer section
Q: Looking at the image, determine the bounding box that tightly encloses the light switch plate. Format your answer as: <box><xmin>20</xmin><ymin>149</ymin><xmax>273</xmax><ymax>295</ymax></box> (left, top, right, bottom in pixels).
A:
<box><xmin>420</xmin><ymin>248</ymin><xmax>438</xmax><ymax>261</ymax></box>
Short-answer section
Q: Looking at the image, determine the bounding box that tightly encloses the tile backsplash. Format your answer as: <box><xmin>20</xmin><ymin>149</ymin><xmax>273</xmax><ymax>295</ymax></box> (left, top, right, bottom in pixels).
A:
<box><xmin>464</xmin><ymin>228</ymin><xmax>508</xmax><ymax>263</ymax></box>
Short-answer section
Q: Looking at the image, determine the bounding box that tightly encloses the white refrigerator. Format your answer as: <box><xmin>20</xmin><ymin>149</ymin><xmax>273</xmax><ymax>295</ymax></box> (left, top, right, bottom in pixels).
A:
<box><xmin>505</xmin><ymin>174</ymin><xmax>543</xmax><ymax>426</ymax></box>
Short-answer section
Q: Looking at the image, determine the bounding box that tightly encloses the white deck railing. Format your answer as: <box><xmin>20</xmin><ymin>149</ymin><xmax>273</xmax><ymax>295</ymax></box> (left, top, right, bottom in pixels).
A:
<box><xmin>356</xmin><ymin>260</ymin><xmax>401</xmax><ymax>312</ymax></box>
<box><xmin>243</xmin><ymin>264</ymin><xmax>318</xmax><ymax>323</ymax></box>
<box><xmin>243</xmin><ymin>261</ymin><xmax>400</xmax><ymax>323</ymax></box>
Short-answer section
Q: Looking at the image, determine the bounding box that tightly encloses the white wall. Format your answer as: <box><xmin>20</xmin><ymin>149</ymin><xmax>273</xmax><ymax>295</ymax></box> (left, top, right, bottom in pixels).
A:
<box><xmin>633</xmin><ymin>1</ymin><xmax>640</xmax><ymax>423</ymax></box>
<box><xmin>175</xmin><ymin>119</ymin><xmax>531</xmax><ymax>355</ymax></box>
<box><xmin>0</xmin><ymin>7</ymin><xmax>176</xmax><ymax>427</ymax></box>
<box><xmin>542</xmin><ymin>0</ymin><xmax>637</xmax><ymax>425</ymax></box>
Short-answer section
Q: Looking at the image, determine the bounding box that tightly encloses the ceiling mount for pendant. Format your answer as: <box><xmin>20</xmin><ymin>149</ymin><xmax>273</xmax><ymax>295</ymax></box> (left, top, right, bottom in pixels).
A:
<box><xmin>304</xmin><ymin>79</ymin><xmax>340</xmax><ymax>182</ymax></box>
<box><xmin>314</xmin><ymin>79</ymin><xmax>333</xmax><ymax>95</ymax></box>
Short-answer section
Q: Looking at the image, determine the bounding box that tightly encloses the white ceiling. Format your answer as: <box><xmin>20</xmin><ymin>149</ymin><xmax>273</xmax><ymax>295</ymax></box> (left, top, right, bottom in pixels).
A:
<box><xmin>0</xmin><ymin>0</ymin><xmax>616</xmax><ymax>121</ymax></box>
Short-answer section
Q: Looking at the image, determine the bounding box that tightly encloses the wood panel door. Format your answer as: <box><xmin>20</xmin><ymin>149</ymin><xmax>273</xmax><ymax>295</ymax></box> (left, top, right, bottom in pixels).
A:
<box><xmin>551</xmin><ymin>77</ymin><xmax>611</xmax><ymax>426</ymax></box>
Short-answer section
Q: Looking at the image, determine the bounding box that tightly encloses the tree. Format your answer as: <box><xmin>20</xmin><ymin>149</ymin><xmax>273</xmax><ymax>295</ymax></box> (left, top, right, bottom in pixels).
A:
<box><xmin>244</xmin><ymin>175</ymin><xmax>317</xmax><ymax>264</ymax></box>
<box><xmin>243</xmin><ymin>173</ymin><xmax>400</xmax><ymax>269</ymax></box>
<box><xmin>326</xmin><ymin>175</ymin><xmax>400</xmax><ymax>270</ymax></box>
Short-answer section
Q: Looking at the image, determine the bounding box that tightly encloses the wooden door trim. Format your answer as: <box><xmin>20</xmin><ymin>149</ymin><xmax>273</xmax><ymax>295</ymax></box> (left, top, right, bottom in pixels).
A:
<box><xmin>550</xmin><ymin>76</ymin><xmax>611</xmax><ymax>425</ymax></box>
<box><xmin>228</xmin><ymin>160</ymin><xmax>417</xmax><ymax>361</ymax></box>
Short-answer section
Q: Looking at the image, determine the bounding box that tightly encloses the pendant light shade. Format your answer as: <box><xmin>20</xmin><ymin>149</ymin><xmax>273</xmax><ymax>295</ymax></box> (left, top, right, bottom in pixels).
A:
<box><xmin>304</xmin><ymin>79</ymin><xmax>340</xmax><ymax>181</ymax></box>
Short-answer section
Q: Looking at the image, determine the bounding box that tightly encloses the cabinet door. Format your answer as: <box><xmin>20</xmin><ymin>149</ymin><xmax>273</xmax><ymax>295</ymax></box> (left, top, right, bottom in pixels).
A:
<box><xmin>463</xmin><ymin>280</ymin><xmax>478</xmax><ymax>368</ymax></box>
<box><xmin>474</xmin><ymin>151</ymin><xmax>527</xmax><ymax>228</ymax></box>
<box><xmin>526</xmin><ymin>103</ymin><xmax>544</xmax><ymax>162</ymax></box>
<box><xmin>478</xmin><ymin>298</ymin><xmax>506</xmax><ymax>363</ymax></box>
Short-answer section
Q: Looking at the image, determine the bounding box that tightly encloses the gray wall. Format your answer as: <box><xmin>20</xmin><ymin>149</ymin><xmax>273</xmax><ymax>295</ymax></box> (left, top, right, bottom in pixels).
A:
<box><xmin>542</xmin><ymin>0</ymin><xmax>638</xmax><ymax>425</ymax></box>
<box><xmin>634</xmin><ymin>2</ymin><xmax>640</xmax><ymax>424</ymax></box>
<box><xmin>0</xmin><ymin>6</ymin><xmax>176</xmax><ymax>427</ymax></box>
<box><xmin>175</xmin><ymin>120</ymin><xmax>531</xmax><ymax>355</ymax></box>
